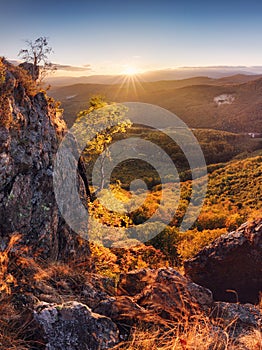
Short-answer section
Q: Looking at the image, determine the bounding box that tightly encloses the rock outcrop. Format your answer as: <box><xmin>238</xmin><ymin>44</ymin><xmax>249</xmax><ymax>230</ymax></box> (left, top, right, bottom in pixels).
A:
<box><xmin>94</xmin><ymin>268</ymin><xmax>261</xmax><ymax>343</ymax></box>
<box><xmin>0</xmin><ymin>60</ymin><xmax>90</xmax><ymax>262</ymax></box>
<box><xmin>184</xmin><ymin>218</ymin><xmax>262</xmax><ymax>303</ymax></box>
<box><xmin>19</xmin><ymin>62</ymin><xmax>40</xmax><ymax>81</ymax></box>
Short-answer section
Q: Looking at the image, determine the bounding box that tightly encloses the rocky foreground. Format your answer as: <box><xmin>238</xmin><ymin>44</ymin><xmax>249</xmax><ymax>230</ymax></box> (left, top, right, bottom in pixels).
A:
<box><xmin>29</xmin><ymin>220</ymin><xmax>261</xmax><ymax>349</ymax></box>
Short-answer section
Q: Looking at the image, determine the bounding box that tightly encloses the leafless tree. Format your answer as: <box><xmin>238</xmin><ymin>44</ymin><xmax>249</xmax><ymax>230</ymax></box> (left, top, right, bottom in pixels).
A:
<box><xmin>18</xmin><ymin>37</ymin><xmax>55</xmax><ymax>82</ymax></box>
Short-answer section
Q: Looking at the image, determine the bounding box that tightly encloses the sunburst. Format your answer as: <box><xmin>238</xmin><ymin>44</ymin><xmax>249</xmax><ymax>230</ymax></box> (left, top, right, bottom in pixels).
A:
<box><xmin>122</xmin><ymin>66</ymin><xmax>139</xmax><ymax>76</ymax></box>
<box><xmin>113</xmin><ymin>66</ymin><xmax>145</xmax><ymax>99</ymax></box>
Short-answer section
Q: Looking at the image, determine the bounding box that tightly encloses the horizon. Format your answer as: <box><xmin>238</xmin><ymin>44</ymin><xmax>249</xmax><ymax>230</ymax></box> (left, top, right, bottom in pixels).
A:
<box><xmin>1</xmin><ymin>0</ymin><xmax>262</xmax><ymax>76</ymax></box>
<box><xmin>46</xmin><ymin>66</ymin><xmax>262</xmax><ymax>86</ymax></box>
<box><xmin>9</xmin><ymin>59</ymin><xmax>262</xmax><ymax>80</ymax></box>
<box><xmin>50</xmin><ymin>65</ymin><xmax>262</xmax><ymax>79</ymax></box>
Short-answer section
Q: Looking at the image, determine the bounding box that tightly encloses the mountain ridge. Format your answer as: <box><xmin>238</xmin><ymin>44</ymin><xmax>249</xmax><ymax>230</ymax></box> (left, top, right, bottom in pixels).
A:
<box><xmin>49</xmin><ymin>74</ymin><xmax>262</xmax><ymax>132</ymax></box>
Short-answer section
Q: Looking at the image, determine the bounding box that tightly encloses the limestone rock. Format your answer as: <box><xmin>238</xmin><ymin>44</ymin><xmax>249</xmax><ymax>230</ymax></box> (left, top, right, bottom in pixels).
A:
<box><xmin>34</xmin><ymin>301</ymin><xmax>119</xmax><ymax>350</ymax></box>
<box><xmin>184</xmin><ymin>219</ymin><xmax>262</xmax><ymax>303</ymax></box>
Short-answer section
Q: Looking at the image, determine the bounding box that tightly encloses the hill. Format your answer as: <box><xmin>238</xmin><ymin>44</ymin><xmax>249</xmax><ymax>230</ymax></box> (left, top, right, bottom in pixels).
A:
<box><xmin>49</xmin><ymin>75</ymin><xmax>262</xmax><ymax>132</ymax></box>
<box><xmin>86</xmin><ymin>126</ymin><xmax>261</xmax><ymax>189</ymax></box>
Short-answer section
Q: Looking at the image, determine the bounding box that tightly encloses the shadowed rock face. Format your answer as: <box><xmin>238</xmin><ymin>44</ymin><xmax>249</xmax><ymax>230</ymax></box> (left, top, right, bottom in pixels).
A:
<box><xmin>184</xmin><ymin>219</ymin><xmax>262</xmax><ymax>303</ymax></box>
<box><xmin>0</xmin><ymin>61</ymin><xmax>90</xmax><ymax>262</ymax></box>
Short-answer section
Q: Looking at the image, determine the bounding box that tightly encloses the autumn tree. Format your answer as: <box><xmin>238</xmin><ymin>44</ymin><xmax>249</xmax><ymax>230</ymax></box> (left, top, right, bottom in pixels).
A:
<box><xmin>75</xmin><ymin>96</ymin><xmax>132</xmax><ymax>193</ymax></box>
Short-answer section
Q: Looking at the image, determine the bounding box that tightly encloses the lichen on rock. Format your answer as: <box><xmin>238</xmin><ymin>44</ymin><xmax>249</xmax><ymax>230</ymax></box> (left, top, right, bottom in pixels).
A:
<box><xmin>0</xmin><ymin>60</ymin><xmax>90</xmax><ymax>262</ymax></box>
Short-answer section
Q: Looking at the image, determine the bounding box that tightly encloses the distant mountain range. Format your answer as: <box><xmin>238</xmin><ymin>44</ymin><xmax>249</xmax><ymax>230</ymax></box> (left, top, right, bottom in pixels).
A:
<box><xmin>49</xmin><ymin>74</ymin><xmax>262</xmax><ymax>133</ymax></box>
<box><xmin>47</xmin><ymin>66</ymin><xmax>262</xmax><ymax>87</ymax></box>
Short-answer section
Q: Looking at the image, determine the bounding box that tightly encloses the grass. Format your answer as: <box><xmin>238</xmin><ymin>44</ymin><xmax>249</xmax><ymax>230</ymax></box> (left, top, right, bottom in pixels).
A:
<box><xmin>113</xmin><ymin>327</ymin><xmax>262</xmax><ymax>350</ymax></box>
<box><xmin>113</xmin><ymin>312</ymin><xmax>262</xmax><ymax>350</ymax></box>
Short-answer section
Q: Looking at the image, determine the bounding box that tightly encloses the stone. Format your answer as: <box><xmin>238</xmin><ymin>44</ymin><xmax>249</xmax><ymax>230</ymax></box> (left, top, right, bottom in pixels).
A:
<box><xmin>93</xmin><ymin>296</ymin><xmax>162</xmax><ymax>340</ymax></box>
<box><xmin>34</xmin><ymin>301</ymin><xmax>119</xmax><ymax>350</ymax></box>
<box><xmin>212</xmin><ymin>302</ymin><xmax>262</xmax><ymax>337</ymax></box>
<box><xmin>118</xmin><ymin>268</ymin><xmax>213</xmax><ymax>319</ymax></box>
<box><xmin>19</xmin><ymin>62</ymin><xmax>40</xmax><ymax>81</ymax></box>
<box><xmin>184</xmin><ymin>219</ymin><xmax>262</xmax><ymax>303</ymax></box>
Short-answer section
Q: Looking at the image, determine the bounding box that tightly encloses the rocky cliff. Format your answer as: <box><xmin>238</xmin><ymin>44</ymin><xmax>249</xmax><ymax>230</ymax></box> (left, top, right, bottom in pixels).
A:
<box><xmin>0</xmin><ymin>59</ymin><xmax>90</xmax><ymax>262</ymax></box>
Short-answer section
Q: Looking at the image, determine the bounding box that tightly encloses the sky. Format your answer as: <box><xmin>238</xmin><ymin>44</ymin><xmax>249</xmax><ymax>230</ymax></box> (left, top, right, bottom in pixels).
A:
<box><xmin>1</xmin><ymin>0</ymin><xmax>262</xmax><ymax>76</ymax></box>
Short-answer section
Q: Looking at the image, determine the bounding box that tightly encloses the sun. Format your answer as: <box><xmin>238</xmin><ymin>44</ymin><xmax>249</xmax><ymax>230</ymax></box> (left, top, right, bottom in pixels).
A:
<box><xmin>114</xmin><ymin>64</ymin><xmax>145</xmax><ymax>99</ymax></box>
<box><xmin>122</xmin><ymin>66</ymin><xmax>139</xmax><ymax>76</ymax></box>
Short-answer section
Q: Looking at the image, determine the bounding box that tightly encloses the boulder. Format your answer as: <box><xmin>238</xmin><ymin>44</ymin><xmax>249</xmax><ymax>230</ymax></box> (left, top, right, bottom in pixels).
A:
<box><xmin>93</xmin><ymin>268</ymin><xmax>213</xmax><ymax>339</ymax></box>
<box><xmin>132</xmin><ymin>268</ymin><xmax>213</xmax><ymax>320</ymax></box>
<box><xmin>184</xmin><ymin>219</ymin><xmax>262</xmax><ymax>303</ymax></box>
<box><xmin>96</xmin><ymin>267</ymin><xmax>262</xmax><ymax>343</ymax></box>
<box><xmin>94</xmin><ymin>269</ymin><xmax>213</xmax><ymax>329</ymax></box>
<box><xmin>118</xmin><ymin>268</ymin><xmax>213</xmax><ymax>316</ymax></box>
<box><xmin>212</xmin><ymin>302</ymin><xmax>262</xmax><ymax>337</ymax></box>
<box><xmin>34</xmin><ymin>301</ymin><xmax>119</xmax><ymax>350</ymax></box>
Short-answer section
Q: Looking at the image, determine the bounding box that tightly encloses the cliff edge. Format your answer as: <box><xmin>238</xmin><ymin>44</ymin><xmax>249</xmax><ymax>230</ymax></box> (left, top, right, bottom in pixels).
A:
<box><xmin>0</xmin><ymin>59</ymin><xmax>90</xmax><ymax>262</ymax></box>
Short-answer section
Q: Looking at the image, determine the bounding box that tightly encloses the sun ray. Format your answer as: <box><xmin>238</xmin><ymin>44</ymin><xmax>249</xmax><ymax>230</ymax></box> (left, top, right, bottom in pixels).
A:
<box><xmin>113</xmin><ymin>66</ymin><xmax>146</xmax><ymax>100</ymax></box>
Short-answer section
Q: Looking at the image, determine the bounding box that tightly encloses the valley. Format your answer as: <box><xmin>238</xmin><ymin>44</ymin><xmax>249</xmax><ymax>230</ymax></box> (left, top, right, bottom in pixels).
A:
<box><xmin>50</xmin><ymin>74</ymin><xmax>262</xmax><ymax>133</ymax></box>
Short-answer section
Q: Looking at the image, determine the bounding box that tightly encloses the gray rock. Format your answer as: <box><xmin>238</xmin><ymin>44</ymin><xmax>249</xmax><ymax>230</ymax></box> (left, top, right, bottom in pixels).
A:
<box><xmin>19</xmin><ymin>62</ymin><xmax>40</xmax><ymax>81</ymax></box>
<box><xmin>34</xmin><ymin>301</ymin><xmax>119</xmax><ymax>350</ymax></box>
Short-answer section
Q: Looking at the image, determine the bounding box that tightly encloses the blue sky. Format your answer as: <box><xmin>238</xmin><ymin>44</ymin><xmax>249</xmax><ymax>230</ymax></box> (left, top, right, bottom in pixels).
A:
<box><xmin>1</xmin><ymin>0</ymin><xmax>262</xmax><ymax>75</ymax></box>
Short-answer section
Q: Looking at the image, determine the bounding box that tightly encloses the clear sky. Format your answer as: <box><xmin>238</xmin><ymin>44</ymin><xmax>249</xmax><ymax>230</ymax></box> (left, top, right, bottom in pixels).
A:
<box><xmin>1</xmin><ymin>0</ymin><xmax>262</xmax><ymax>75</ymax></box>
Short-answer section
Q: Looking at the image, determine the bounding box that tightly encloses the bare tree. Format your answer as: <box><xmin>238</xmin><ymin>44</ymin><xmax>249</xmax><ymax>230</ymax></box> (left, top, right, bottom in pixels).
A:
<box><xmin>18</xmin><ymin>37</ymin><xmax>55</xmax><ymax>82</ymax></box>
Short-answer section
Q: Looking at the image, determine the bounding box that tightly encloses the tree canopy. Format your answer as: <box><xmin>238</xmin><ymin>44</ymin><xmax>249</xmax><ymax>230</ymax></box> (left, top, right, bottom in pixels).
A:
<box><xmin>75</xmin><ymin>96</ymin><xmax>132</xmax><ymax>192</ymax></box>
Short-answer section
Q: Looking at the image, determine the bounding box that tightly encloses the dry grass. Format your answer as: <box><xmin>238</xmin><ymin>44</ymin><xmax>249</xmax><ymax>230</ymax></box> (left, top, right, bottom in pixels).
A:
<box><xmin>0</xmin><ymin>296</ymin><xmax>31</xmax><ymax>350</ymax></box>
<box><xmin>0</xmin><ymin>234</ymin><xmax>88</xmax><ymax>349</ymax></box>
<box><xmin>113</xmin><ymin>317</ymin><xmax>262</xmax><ymax>350</ymax></box>
<box><xmin>113</xmin><ymin>294</ymin><xmax>262</xmax><ymax>350</ymax></box>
